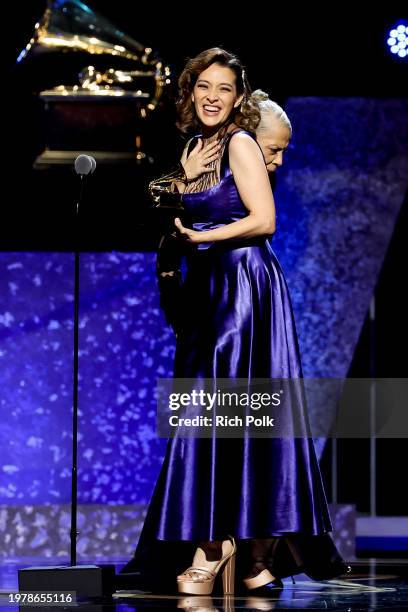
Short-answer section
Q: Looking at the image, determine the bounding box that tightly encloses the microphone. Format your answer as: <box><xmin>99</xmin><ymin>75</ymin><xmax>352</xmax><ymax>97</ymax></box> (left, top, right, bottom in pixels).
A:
<box><xmin>74</xmin><ymin>154</ymin><xmax>96</xmax><ymax>176</ymax></box>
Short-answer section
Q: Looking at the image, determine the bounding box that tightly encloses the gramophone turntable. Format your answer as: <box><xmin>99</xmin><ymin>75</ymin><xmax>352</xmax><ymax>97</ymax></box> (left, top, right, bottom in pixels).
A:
<box><xmin>17</xmin><ymin>0</ymin><xmax>171</xmax><ymax>167</ymax></box>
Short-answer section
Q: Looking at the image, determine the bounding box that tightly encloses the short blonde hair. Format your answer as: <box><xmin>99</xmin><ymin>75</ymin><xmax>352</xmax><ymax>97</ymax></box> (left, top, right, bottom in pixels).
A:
<box><xmin>251</xmin><ymin>89</ymin><xmax>292</xmax><ymax>136</ymax></box>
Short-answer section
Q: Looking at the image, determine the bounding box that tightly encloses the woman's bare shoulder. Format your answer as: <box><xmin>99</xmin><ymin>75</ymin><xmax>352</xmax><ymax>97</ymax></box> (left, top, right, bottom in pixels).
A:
<box><xmin>229</xmin><ymin>130</ymin><xmax>260</xmax><ymax>159</ymax></box>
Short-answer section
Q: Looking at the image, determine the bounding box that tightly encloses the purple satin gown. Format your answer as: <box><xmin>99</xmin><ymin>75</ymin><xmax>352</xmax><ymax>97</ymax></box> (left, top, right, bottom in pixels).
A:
<box><xmin>120</xmin><ymin>129</ymin><xmax>338</xmax><ymax>589</ymax></box>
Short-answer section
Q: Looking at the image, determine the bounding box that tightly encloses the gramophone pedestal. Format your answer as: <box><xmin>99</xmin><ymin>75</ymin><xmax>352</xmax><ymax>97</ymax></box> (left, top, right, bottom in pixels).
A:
<box><xmin>36</xmin><ymin>90</ymin><xmax>152</xmax><ymax>167</ymax></box>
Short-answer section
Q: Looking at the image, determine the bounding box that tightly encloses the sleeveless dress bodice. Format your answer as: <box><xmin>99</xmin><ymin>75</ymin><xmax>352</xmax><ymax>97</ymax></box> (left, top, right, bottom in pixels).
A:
<box><xmin>182</xmin><ymin>130</ymin><xmax>266</xmax><ymax>250</ymax></box>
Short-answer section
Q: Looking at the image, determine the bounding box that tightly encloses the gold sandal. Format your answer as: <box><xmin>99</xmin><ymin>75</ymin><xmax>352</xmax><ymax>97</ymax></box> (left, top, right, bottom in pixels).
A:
<box><xmin>177</xmin><ymin>535</ymin><xmax>236</xmax><ymax>595</ymax></box>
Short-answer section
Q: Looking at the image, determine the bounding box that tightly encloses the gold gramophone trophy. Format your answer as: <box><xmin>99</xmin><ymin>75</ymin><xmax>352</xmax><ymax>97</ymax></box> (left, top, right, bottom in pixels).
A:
<box><xmin>17</xmin><ymin>0</ymin><xmax>171</xmax><ymax>167</ymax></box>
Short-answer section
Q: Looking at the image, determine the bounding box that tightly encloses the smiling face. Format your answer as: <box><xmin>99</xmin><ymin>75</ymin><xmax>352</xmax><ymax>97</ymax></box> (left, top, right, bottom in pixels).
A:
<box><xmin>191</xmin><ymin>63</ymin><xmax>243</xmax><ymax>133</ymax></box>
<box><xmin>256</xmin><ymin>117</ymin><xmax>291</xmax><ymax>173</ymax></box>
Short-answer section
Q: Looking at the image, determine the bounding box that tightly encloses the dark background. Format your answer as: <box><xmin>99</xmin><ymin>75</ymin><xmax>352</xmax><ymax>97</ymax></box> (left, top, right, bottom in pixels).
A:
<box><xmin>5</xmin><ymin>2</ymin><xmax>408</xmax><ymax>519</ymax></box>
<box><xmin>7</xmin><ymin>2</ymin><xmax>407</xmax><ymax>95</ymax></box>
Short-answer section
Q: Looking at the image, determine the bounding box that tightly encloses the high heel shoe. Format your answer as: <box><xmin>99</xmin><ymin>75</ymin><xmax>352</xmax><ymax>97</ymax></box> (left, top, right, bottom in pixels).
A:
<box><xmin>244</xmin><ymin>537</ymin><xmax>283</xmax><ymax>596</ymax></box>
<box><xmin>243</xmin><ymin>569</ymin><xmax>284</xmax><ymax>592</ymax></box>
<box><xmin>177</xmin><ymin>535</ymin><xmax>237</xmax><ymax>595</ymax></box>
<box><xmin>243</xmin><ymin>537</ymin><xmax>283</xmax><ymax>593</ymax></box>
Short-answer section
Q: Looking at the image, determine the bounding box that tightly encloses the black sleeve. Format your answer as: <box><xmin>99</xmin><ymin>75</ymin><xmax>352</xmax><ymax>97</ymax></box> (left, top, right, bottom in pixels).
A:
<box><xmin>156</xmin><ymin>232</ymin><xmax>185</xmax><ymax>335</ymax></box>
<box><xmin>157</xmin><ymin>231</ymin><xmax>184</xmax><ymax>275</ymax></box>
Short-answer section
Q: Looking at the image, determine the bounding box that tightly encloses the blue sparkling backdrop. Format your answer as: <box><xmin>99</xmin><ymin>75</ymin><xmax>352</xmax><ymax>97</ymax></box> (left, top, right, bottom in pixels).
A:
<box><xmin>0</xmin><ymin>97</ymin><xmax>407</xmax><ymax>520</ymax></box>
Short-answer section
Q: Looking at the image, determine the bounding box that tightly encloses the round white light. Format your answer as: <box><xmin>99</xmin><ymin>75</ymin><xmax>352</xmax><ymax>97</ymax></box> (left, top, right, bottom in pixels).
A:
<box><xmin>387</xmin><ymin>22</ymin><xmax>408</xmax><ymax>58</ymax></box>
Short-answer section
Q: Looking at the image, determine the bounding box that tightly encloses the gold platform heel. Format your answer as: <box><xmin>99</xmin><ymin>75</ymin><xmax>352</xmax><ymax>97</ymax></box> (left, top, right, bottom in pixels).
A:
<box><xmin>177</xmin><ymin>535</ymin><xmax>236</xmax><ymax>595</ymax></box>
<box><xmin>242</xmin><ymin>537</ymin><xmax>283</xmax><ymax>592</ymax></box>
<box><xmin>243</xmin><ymin>568</ymin><xmax>281</xmax><ymax>590</ymax></box>
<box><xmin>221</xmin><ymin>545</ymin><xmax>236</xmax><ymax>595</ymax></box>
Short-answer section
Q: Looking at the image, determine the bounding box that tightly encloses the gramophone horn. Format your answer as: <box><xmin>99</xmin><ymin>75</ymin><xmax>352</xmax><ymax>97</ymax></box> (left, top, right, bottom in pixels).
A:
<box><xmin>17</xmin><ymin>0</ymin><xmax>146</xmax><ymax>62</ymax></box>
<box><xmin>16</xmin><ymin>0</ymin><xmax>171</xmax><ymax>111</ymax></box>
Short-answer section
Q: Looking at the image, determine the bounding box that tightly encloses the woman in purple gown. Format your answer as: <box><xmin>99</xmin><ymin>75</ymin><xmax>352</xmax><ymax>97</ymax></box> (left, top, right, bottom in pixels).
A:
<box><xmin>119</xmin><ymin>48</ymin><xmax>346</xmax><ymax>596</ymax></box>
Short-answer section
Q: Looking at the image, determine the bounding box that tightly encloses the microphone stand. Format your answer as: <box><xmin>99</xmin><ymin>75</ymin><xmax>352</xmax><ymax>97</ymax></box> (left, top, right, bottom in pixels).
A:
<box><xmin>70</xmin><ymin>174</ymin><xmax>85</xmax><ymax>566</ymax></box>
<box><xmin>18</xmin><ymin>157</ymin><xmax>116</xmax><ymax>600</ymax></box>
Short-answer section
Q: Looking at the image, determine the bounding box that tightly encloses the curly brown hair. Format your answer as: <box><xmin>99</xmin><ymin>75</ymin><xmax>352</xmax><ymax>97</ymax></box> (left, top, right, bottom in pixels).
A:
<box><xmin>176</xmin><ymin>47</ymin><xmax>260</xmax><ymax>135</ymax></box>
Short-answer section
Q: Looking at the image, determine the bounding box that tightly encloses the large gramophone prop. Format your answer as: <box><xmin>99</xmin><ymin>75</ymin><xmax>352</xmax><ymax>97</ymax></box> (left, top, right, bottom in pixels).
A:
<box><xmin>17</xmin><ymin>0</ymin><xmax>171</xmax><ymax>167</ymax></box>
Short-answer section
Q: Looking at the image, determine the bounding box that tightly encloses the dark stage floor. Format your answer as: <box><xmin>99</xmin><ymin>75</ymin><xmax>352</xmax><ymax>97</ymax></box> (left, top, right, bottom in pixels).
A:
<box><xmin>1</xmin><ymin>560</ymin><xmax>408</xmax><ymax>610</ymax></box>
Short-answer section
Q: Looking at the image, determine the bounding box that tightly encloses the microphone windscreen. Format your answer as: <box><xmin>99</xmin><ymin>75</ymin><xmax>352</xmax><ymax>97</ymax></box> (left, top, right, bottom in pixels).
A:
<box><xmin>74</xmin><ymin>154</ymin><xmax>93</xmax><ymax>176</ymax></box>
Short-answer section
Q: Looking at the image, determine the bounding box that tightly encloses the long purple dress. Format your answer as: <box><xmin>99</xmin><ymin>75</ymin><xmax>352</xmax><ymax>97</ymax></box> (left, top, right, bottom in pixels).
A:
<box><xmin>119</xmin><ymin>128</ymin><xmax>343</xmax><ymax>591</ymax></box>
